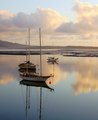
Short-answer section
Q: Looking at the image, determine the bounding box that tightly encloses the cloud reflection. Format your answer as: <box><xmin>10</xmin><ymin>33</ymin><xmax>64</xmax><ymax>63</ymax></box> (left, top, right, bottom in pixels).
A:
<box><xmin>0</xmin><ymin>55</ymin><xmax>24</xmax><ymax>85</ymax></box>
<box><xmin>46</xmin><ymin>64</ymin><xmax>67</xmax><ymax>86</ymax></box>
<box><xmin>31</xmin><ymin>56</ymin><xmax>98</xmax><ymax>95</ymax></box>
<box><xmin>73</xmin><ymin>58</ymin><xmax>98</xmax><ymax>95</ymax></box>
<box><xmin>73</xmin><ymin>72</ymin><xmax>98</xmax><ymax>95</ymax></box>
<box><xmin>0</xmin><ymin>74</ymin><xmax>14</xmax><ymax>84</ymax></box>
<box><xmin>1</xmin><ymin>55</ymin><xmax>98</xmax><ymax>95</ymax></box>
<box><xmin>60</xmin><ymin>57</ymin><xmax>98</xmax><ymax>95</ymax></box>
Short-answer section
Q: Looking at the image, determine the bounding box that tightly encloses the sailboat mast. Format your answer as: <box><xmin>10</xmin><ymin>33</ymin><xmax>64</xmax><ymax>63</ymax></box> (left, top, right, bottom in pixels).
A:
<box><xmin>25</xmin><ymin>86</ymin><xmax>30</xmax><ymax>120</ymax></box>
<box><xmin>39</xmin><ymin>28</ymin><xmax>42</xmax><ymax>76</ymax></box>
<box><xmin>28</xmin><ymin>28</ymin><xmax>31</xmax><ymax>62</ymax></box>
<box><xmin>39</xmin><ymin>28</ymin><xmax>42</xmax><ymax>120</ymax></box>
<box><xmin>25</xmin><ymin>40</ymin><xmax>28</xmax><ymax>62</ymax></box>
<box><xmin>39</xmin><ymin>88</ymin><xmax>42</xmax><ymax>120</ymax></box>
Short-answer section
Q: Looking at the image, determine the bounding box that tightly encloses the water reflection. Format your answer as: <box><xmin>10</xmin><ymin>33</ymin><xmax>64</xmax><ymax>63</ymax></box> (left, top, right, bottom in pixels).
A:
<box><xmin>0</xmin><ymin>55</ymin><xmax>21</xmax><ymax>84</ymax></box>
<box><xmin>1</xmin><ymin>55</ymin><xmax>98</xmax><ymax>94</ymax></box>
<box><xmin>0</xmin><ymin>74</ymin><xmax>15</xmax><ymax>84</ymax></box>
<box><xmin>20</xmin><ymin>80</ymin><xmax>53</xmax><ymax>120</ymax></box>
<box><xmin>60</xmin><ymin>57</ymin><xmax>98</xmax><ymax>95</ymax></box>
<box><xmin>1</xmin><ymin>55</ymin><xmax>98</xmax><ymax>119</ymax></box>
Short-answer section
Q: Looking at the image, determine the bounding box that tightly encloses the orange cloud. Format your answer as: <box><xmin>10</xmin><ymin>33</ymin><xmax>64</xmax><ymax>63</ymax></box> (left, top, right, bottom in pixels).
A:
<box><xmin>0</xmin><ymin>10</ymin><xmax>14</xmax><ymax>18</ymax></box>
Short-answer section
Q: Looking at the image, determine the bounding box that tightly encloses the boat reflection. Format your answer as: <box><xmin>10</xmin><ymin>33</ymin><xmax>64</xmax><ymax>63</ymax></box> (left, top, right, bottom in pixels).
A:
<box><xmin>20</xmin><ymin>80</ymin><xmax>54</xmax><ymax>91</ymax></box>
<box><xmin>47</xmin><ymin>59</ymin><xmax>58</xmax><ymax>65</ymax></box>
<box><xmin>47</xmin><ymin>57</ymin><xmax>58</xmax><ymax>64</ymax></box>
<box><xmin>20</xmin><ymin>80</ymin><xmax>54</xmax><ymax>120</ymax></box>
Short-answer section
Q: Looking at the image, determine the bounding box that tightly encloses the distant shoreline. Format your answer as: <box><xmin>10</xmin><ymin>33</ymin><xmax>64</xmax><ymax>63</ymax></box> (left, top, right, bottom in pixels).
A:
<box><xmin>0</xmin><ymin>50</ymin><xmax>55</xmax><ymax>55</ymax></box>
<box><xmin>1</xmin><ymin>49</ymin><xmax>98</xmax><ymax>57</ymax></box>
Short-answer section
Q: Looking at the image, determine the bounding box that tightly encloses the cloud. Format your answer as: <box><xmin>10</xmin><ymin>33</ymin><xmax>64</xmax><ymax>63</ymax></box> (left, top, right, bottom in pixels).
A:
<box><xmin>0</xmin><ymin>10</ymin><xmax>13</xmax><ymax>18</ymax></box>
<box><xmin>0</xmin><ymin>10</ymin><xmax>14</xmax><ymax>29</ymax></box>
<box><xmin>0</xmin><ymin>8</ymin><xmax>66</xmax><ymax>31</ymax></box>
<box><xmin>56</xmin><ymin>0</ymin><xmax>98</xmax><ymax>38</ymax></box>
<box><xmin>74</xmin><ymin>1</ymin><xmax>98</xmax><ymax>33</ymax></box>
<box><xmin>30</xmin><ymin>8</ymin><xmax>66</xmax><ymax>30</ymax></box>
<box><xmin>1</xmin><ymin>1</ymin><xmax>98</xmax><ymax>39</ymax></box>
<box><xmin>56</xmin><ymin>22</ymin><xmax>78</xmax><ymax>34</ymax></box>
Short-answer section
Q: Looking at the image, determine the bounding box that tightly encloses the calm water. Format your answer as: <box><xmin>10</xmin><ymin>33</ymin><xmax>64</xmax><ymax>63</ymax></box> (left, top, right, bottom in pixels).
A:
<box><xmin>0</xmin><ymin>55</ymin><xmax>98</xmax><ymax>120</ymax></box>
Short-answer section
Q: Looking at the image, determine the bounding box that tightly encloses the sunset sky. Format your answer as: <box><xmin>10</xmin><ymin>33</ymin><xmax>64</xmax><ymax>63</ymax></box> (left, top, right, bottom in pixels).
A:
<box><xmin>0</xmin><ymin>0</ymin><xmax>98</xmax><ymax>46</ymax></box>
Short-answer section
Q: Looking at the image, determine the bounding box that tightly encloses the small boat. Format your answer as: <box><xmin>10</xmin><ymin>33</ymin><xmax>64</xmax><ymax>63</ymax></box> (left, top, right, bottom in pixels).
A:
<box><xmin>47</xmin><ymin>57</ymin><xmax>58</xmax><ymax>63</ymax></box>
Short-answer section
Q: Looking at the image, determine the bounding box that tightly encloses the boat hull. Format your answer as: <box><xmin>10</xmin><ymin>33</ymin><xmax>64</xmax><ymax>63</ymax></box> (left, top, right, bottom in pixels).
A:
<box><xmin>20</xmin><ymin>75</ymin><xmax>50</xmax><ymax>82</ymax></box>
<box><xmin>20</xmin><ymin>80</ymin><xmax>54</xmax><ymax>90</ymax></box>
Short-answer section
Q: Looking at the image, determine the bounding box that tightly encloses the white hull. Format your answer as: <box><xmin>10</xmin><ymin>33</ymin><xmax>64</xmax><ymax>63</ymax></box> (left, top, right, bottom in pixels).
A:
<box><xmin>20</xmin><ymin>75</ymin><xmax>50</xmax><ymax>82</ymax></box>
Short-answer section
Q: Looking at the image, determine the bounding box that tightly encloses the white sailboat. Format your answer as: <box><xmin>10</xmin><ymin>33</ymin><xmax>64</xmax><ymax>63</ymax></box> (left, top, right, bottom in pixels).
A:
<box><xmin>20</xmin><ymin>28</ymin><xmax>52</xmax><ymax>82</ymax></box>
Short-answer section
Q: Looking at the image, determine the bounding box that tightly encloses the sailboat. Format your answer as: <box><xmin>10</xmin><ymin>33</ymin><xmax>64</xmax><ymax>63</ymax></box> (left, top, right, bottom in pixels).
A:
<box><xmin>18</xmin><ymin>28</ymin><xmax>36</xmax><ymax>72</ymax></box>
<box><xmin>20</xmin><ymin>28</ymin><xmax>53</xmax><ymax>82</ymax></box>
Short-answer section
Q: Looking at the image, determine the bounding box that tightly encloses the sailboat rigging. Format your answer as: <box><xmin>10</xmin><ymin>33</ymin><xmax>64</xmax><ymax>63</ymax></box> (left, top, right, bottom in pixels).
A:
<box><xmin>20</xmin><ymin>28</ymin><xmax>53</xmax><ymax>82</ymax></box>
<box><xmin>18</xmin><ymin>28</ymin><xmax>36</xmax><ymax>73</ymax></box>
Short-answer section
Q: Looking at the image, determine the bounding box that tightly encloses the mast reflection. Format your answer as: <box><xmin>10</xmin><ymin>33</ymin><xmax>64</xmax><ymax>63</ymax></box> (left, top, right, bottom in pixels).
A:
<box><xmin>20</xmin><ymin>80</ymin><xmax>54</xmax><ymax>120</ymax></box>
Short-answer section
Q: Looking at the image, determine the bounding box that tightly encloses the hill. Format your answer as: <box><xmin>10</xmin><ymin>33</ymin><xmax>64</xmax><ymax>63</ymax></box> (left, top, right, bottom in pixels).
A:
<box><xmin>0</xmin><ymin>40</ymin><xmax>98</xmax><ymax>50</ymax></box>
<box><xmin>0</xmin><ymin>40</ymin><xmax>25</xmax><ymax>49</ymax></box>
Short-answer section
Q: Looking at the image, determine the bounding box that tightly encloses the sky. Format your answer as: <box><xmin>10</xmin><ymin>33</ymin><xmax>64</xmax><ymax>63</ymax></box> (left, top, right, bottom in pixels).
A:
<box><xmin>0</xmin><ymin>0</ymin><xmax>98</xmax><ymax>46</ymax></box>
